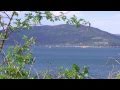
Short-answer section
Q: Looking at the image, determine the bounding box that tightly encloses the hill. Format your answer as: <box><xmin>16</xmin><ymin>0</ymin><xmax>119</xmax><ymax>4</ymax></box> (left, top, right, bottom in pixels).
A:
<box><xmin>4</xmin><ymin>24</ymin><xmax>120</xmax><ymax>47</ymax></box>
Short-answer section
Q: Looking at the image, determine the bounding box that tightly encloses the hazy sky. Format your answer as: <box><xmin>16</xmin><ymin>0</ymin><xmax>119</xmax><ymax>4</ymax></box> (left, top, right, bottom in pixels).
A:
<box><xmin>3</xmin><ymin>11</ymin><xmax>120</xmax><ymax>34</ymax></box>
<box><xmin>41</xmin><ymin>11</ymin><xmax>120</xmax><ymax>34</ymax></box>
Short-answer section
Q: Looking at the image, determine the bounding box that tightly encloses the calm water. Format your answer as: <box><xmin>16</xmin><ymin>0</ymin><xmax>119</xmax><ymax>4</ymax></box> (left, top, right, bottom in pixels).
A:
<box><xmin>2</xmin><ymin>46</ymin><xmax>120</xmax><ymax>78</ymax></box>
<box><xmin>30</xmin><ymin>46</ymin><xmax>120</xmax><ymax>78</ymax></box>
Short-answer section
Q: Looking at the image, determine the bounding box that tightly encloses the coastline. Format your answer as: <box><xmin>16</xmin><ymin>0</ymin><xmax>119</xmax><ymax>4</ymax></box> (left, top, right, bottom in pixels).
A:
<box><xmin>37</xmin><ymin>45</ymin><xmax>120</xmax><ymax>48</ymax></box>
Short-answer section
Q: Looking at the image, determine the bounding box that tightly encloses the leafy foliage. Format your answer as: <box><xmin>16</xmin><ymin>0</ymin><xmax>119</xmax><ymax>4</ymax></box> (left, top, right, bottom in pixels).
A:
<box><xmin>0</xmin><ymin>11</ymin><xmax>90</xmax><ymax>79</ymax></box>
<box><xmin>115</xmin><ymin>73</ymin><xmax>120</xmax><ymax>79</ymax></box>
<box><xmin>62</xmin><ymin>64</ymin><xmax>89</xmax><ymax>79</ymax></box>
<box><xmin>34</xmin><ymin>64</ymin><xmax>89</xmax><ymax>79</ymax></box>
<box><xmin>0</xmin><ymin>36</ymin><xmax>35</xmax><ymax>79</ymax></box>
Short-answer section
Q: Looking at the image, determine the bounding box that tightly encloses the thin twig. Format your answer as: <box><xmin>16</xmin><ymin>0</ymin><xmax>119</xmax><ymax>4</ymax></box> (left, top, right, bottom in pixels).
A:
<box><xmin>115</xmin><ymin>59</ymin><xmax>120</xmax><ymax>65</ymax></box>
<box><xmin>33</xmin><ymin>68</ymin><xmax>40</xmax><ymax>79</ymax></box>
<box><xmin>108</xmin><ymin>64</ymin><xmax>115</xmax><ymax>79</ymax></box>
<box><xmin>0</xmin><ymin>49</ymin><xmax>9</xmax><ymax>66</ymax></box>
<box><xmin>2</xmin><ymin>11</ymin><xmax>11</xmax><ymax>19</ymax></box>
<box><xmin>52</xmin><ymin>11</ymin><xmax>71</xmax><ymax>17</ymax></box>
<box><xmin>28</xmin><ymin>57</ymin><xmax>36</xmax><ymax>78</ymax></box>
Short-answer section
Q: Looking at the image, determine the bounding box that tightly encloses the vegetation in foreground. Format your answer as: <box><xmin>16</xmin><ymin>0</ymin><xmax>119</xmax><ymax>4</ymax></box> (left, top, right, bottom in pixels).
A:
<box><xmin>0</xmin><ymin>11</ymin><xmax>120</xmax><ymax>79</ymax></box>
<box><xmin>0</xmin><ymin>36</ymin><xmax>89</xmax><ymax>79</ymax></box>
<box><xmin>0</xmin><ymin>11</ymin><xmax>91</xmax><ymax>79</ymax></box>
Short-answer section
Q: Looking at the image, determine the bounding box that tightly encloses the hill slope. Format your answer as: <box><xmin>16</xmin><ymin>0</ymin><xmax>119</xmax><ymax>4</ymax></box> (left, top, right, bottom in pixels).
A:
<box><xmin>4</xmin><ymin>24</ymin><xmax>120</xmax><ymax>47</ymax></box>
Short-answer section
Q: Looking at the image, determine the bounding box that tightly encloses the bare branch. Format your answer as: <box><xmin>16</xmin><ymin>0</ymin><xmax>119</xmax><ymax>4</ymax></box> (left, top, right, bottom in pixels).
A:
<box><xmin>33</xmin><ymin>68</ymin><xmax>40</xmax><ymax>79</ymax></box>
<box><xmin>115</xmin><ymin>59</ymin><xmax>120</xmax><ymax>65</ymax></box>
<box><xmin>28</xmin><ymin>57</ymin><xmax>36</xmax><ymax>78</ymax></box>
<box><xmin>2</xmin><ymin>11</ymin><xmax>11</xmax><ymax>19</ymax></box>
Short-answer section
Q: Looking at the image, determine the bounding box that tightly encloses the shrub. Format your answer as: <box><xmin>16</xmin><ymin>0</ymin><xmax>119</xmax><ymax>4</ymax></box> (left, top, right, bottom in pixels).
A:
<box><xmin>0</xmin><ymin>36</ymin><xmax>35</xmax><ymax>79</ymax></box>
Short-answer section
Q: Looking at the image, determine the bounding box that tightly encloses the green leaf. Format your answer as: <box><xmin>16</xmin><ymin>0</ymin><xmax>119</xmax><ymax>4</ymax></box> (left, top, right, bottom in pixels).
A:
<box><xmin>72</xmin><ymin>64</ymin><xmax>80</xmax><ymax>73</ymax></box>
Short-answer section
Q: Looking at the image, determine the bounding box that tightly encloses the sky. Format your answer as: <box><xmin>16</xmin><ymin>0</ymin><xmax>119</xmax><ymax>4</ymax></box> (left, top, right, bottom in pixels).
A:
<box><xmin>41</xmin><ymin>11</ymin><xmax>120</xmax><ymax>34</ymax></box>
<box><xmin>2</xmin><ymin>11</ymin><xmax>120</xmax><ymax>34</ymax></box>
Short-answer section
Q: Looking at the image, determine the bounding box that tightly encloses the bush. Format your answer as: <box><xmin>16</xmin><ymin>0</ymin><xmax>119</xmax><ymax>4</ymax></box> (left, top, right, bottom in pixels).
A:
<box><xmin>0</xmin><ymin>36</ymin><xmax>35</xmax><ymax>79</ymax></box>
<box><xmin>36</xmin><ymin>64</ymin><xmax>89</xmax><ymax>79</ymax></box>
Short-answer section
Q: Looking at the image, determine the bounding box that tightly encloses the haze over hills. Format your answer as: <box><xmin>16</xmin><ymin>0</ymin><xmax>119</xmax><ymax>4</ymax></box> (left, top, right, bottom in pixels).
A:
<box><xmin>3</xmin><ymin>24</ymin><xmax>120</xmax><ymax>47</ymax></box>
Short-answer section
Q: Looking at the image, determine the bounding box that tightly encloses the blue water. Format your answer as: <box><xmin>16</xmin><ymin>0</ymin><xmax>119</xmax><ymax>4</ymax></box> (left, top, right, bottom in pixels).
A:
<box><xmin>2</xmin><ymin>46</ymin><xmax>120</xmax><ymax>78</ymax></box>
<box><xmin>30</xmin><ymin>46</ymin><xmax>120</xmax><ymax>78</ymax></box>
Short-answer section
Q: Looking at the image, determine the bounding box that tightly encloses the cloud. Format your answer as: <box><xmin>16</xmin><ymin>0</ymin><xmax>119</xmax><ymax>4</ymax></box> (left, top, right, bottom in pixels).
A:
<box><xmin>51</xmin><ymin>11</ymin><xmax>83</xmax><ymax>18</ymax></box>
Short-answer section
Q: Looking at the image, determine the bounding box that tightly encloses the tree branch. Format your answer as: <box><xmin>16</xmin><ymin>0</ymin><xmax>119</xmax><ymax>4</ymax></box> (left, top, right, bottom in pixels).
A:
<box><xmin>0</xmin><ymin>11</ymin><xmax>15</xmax><ymax>52</ymax></box>
<box><xmin>2</xmin><ymin>11</ymin><xmax>11</xmax><ymax>19</ymax></box>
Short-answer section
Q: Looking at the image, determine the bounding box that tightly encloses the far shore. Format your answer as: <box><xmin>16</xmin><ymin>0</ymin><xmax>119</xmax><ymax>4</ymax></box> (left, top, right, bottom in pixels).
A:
<box><xmin>4</xmin><ymin>45</ymin><xmax>120</xmax><ymax>48</ymax></box>
<box><xmin>37</xmin><ymin>45</ymin><xmax>120</xmax><ymax>48</ymax></box>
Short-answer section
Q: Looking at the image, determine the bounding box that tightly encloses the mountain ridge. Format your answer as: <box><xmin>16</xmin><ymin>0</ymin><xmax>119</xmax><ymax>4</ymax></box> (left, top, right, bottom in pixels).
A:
<box><xmin>3</xmin><ymin>24</ymin><xmax>120</xmax><ymax>47</ymax></box>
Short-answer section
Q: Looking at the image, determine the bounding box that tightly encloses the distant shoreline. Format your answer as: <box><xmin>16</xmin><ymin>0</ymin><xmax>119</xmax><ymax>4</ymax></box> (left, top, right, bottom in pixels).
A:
<box><xmin>4</xmin><ymin>45</ymin><xmax>120</xmax><ymax>48</ymax></box>
<box><xmin>38</xmin><ymin>45</ymin><xmax>120</xmax><ymax>48</ymax></box>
